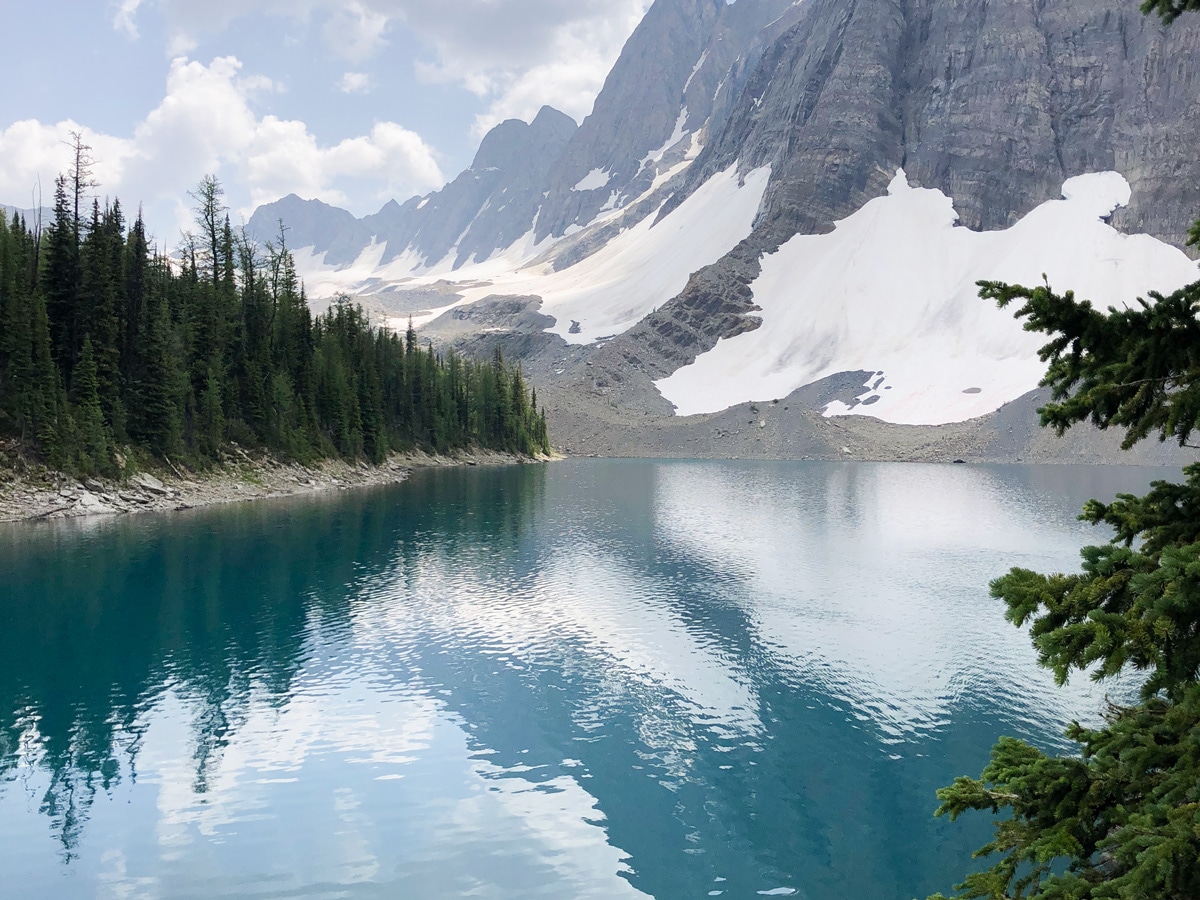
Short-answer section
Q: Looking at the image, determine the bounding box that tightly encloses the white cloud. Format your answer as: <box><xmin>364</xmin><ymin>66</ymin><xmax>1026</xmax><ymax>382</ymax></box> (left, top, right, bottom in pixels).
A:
<box><xmin>0</xmin><ymin>119</ymin><xmax>135</xmax><ymax>209</ymax></box>
<box><xmin>113</xmin><ymin>0</ymin><xmax>146</xmax><ymax>39</ymax></box>
<box><xmin>114</xmin><ymin>0</ymin><xmax>652</xmax><ymax>131</ymax></box>
<box><xmin>323</xmin><ymin>2</ymin><xmax>391</xmax><ymax>62</ymax></box>
<box><xmin>240</xmin><ymin>118</ymin><xmax>443</xmax><ymax>212</ymax></box>
<box><xmin>338</xmin><ymin>71</ymin><xmax>375</xmax><ymax>94</ymax></box>
<box><xmin>398</xmin><ymin>0</ymin><xmax>652</xmax><ymax>134</ymax></box>
<box><xmin>0</xmin><ymin>56</ymin><xmax>443</xmax><ymax>239</ymax></box>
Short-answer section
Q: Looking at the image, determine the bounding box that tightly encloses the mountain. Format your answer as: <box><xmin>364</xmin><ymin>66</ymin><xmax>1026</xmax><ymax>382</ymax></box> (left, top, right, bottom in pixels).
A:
<box><xmin>529</xmin><ymin>0</ymin><xmax>804</xmax><ymax>244</ymax></box>
<box><xmin>248</xmin><ymin>0</ymin><xmax>1200</xmax><ymax>460</ymax></box>
<box><xmin>601</xmin><ymin>0</ymin><xmax>1200</xmax><ymax>416</ymax></box>
<box><xmin>1</xmin><ymin>205</ymin><xmax>53</xmax><ymax>229</ymax></box>
<box><xmin>249</xmin><ymin>105</ymin><xmax>577</xmax><ymax>270</ymax></box>
<box><xmin>249</xmin><ymin>0</ymin><xmax>803</xmax><ymax>279</ymax></box>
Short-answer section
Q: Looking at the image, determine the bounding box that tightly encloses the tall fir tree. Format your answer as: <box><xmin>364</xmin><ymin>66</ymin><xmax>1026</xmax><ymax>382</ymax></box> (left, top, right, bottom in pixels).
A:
<box><xmin>1</xmin><ymin>174</ymin><xmax>550</xmax><ymax>472</ymax></box>
<box><xmin>81</xmin><ymin>200</ymin><xmax>125</xmax><ymax>436</ymax></box>
<box><xmin>43</xmin><ymin>175</ymin><xmax>83</xmax><ymax>377</ymax></box>
<box><xmin>72</xmin><ymin>335</ymin><xmax>109</xmax><ymax>474</ymax></box>
<box><xmin>930</xmin><ymin>1</ymin><xmax>1200</xmax><ymax>896</ymax></box>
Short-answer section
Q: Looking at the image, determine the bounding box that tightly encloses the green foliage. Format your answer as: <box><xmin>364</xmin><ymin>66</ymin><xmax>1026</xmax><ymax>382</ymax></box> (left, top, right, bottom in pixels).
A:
<box><xmin>72</xmin><ymin>335</ymin><xmax>111</xmax><ymax>474</ymax></box>
<box><xmin>0</xmin><ymin>176</ymin><xmax>549</xmax><ymax>473</ymax></box>
<box><xmin>931</xmin><ymin>6</ymin><xmax>1200</xmax><ymax>896</ymax></box>
<box><xmin>931</xmin><ymin>403</ymin><xmax>1200</xmax><ymax>899</ymax></box>
<box><xmin>1141</xmin><ymin>0</ymin><xmax>1200</xmax><ymax>22</ymax></box>
<box><xmin>932</xmin><ymin>298</ymin><xmax>1200</xmax><ymax>900</ymax></box>
<box><xmin>978</xmin><ymin>278</ymin><xmax>1200</xmax><ymax>450</ymax></box>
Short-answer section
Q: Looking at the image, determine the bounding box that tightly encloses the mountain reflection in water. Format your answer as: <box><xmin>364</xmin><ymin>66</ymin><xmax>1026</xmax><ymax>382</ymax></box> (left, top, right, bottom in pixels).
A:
<box><xmin>0</xmin><ymin>460</ymin><xmax>1169</xmax><ymax>899</ymax></box>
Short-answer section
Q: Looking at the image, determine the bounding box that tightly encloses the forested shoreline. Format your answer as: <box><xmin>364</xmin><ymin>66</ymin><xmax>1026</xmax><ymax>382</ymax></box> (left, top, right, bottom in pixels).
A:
<box><xmin>0</xmin><ymin>162</ymin><xmax>549</xmax><ymax>479</ymax></box>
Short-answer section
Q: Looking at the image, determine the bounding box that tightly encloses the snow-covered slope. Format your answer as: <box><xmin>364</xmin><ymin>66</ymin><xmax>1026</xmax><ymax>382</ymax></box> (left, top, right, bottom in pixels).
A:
<box><xmin>249</xmin><ymin>0</ymin><xmax>800</xmax><ymax>287</ymax></box>
<box><xmin>655</xmin><ymin>172</ymin><xmax>1200</xmax><ymax>425</ymax></box>
<box><xmin>454</xmin><ymin>166</ymin><xmax>771</xmax><ymax>344</ymax></box>
<box><xmin>241</xmin><ymin>0</ymin><xmax>1200</xmax><ymax>443</ymax></box>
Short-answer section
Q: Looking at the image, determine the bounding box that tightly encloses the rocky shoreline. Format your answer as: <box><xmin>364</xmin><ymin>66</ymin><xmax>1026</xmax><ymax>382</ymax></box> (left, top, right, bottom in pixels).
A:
<box><xmin>0</xmin><ymin>447</ymin><xmax>541</xmax><ymax>524</ymax></box>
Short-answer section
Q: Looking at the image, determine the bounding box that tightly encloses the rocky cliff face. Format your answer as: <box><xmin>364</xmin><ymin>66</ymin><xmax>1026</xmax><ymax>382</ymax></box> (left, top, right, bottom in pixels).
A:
<box><xmin>250</xmin><ymin>195</ymin><xmax>373</xmax><ymax>267</ymax></box>
<box><xmin>675</xmin><ymin>0</ymin><xmax>1200</xmax><ymax>245</ymax></box>
<box><xmin>385</xmin><ymin>105</ymin><xmax>578</xmax><ymax>268</ymax></box>
<box><xmin>251</xmin><ymin>0</ymin><xmax>803</xmax><ymax>271</ymax></box>
<box><xmin>253</xmin><ymin>0</ymin><xmax>1200</xmax><ymax>276</ymax></box>
<box><xmin>530</xmin><ymin>0</ymin><xmax>804</xmax><ymax>242</ymax></box>
<box><xmin>627</xmin><ymin>0</ymin><xmax>1200</xmax><ymax>391</ymax></box>
<box><xmin>247</xmin><ymin>0</ymin><xmax>1200</xmax><ymax>456</ymax></box>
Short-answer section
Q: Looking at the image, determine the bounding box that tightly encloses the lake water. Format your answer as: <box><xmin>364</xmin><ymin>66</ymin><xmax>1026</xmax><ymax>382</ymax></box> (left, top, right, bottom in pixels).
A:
<box><xmin>0</xmin><ymin>460</ymin><xmax>1173</xmax><ymax>899</ymax></box>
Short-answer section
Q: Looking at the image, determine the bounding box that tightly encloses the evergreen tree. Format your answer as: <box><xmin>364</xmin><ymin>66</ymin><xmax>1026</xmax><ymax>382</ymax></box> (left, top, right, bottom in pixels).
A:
<box><xmin>930</xmin><ymin>6</ymin><xmax>1200</xmax><ymax>897</ymax></box>
<box><xmin>122</xmin><ymin>209</ymin><xmax>149</xmax><ymax>374</ymax></box>
<box><xmin>128</xmin><ymin>254</ymin><xmax>183</xmax><ymax>456</ymax></box>
<box><xmin>0</xmin><ymin>214</ymin><xmax>35</xmax><ymax>437</ymax></box>
<box><xmin>197</xmin><ymin>363</ymin><xmax>225</xmax><ymax>458</ymax></box>
<box><xmin>29</xmin><ymin>289</ymin><xmax>69</xmax><ymax>468</ymax></box>
<box><xmin>81</xmin><ymin>200</ymin><xmax>124</xmax><ymax>436</ymax></box>
<box><xmin>1</xmin><ymin>173</ymin><xmax>550</xmax><ymax>473</ymax></box>
<box><xmin>43</xmin><ymin>176</ymin><xmax>82</xmax><ymax>376</ymax></box>
<box><xmin>1143</xmin><ymin>0</ymin><xmax>1200</xmax><ymax>21</ymax></box>
<box><xmin>72</xmin><ymin>335</ymin><xmax>109</xmax><ymax>473</ymax></box>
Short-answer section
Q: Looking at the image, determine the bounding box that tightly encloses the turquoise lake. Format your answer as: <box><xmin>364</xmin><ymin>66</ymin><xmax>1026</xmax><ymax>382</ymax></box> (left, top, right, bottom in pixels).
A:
<box><xmin>0</xmin><ymin>460</ymin><xmax>1172</xmax><ymax>899</ymax></box>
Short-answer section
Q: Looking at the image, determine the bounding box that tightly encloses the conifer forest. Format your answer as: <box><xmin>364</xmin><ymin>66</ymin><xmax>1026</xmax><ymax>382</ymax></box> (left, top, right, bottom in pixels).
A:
<box><xmin>0</xmin><ymin>163</ymin><xmax>550</xmax><ymax>477</ymax></box>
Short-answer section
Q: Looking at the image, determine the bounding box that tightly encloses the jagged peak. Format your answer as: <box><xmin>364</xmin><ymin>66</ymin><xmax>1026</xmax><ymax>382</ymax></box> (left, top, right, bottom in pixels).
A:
<box><xmin>473</xmin><ymin>106</ymin><xmax>578</xmax><ymax>173</ymax></box>
<box><xmin>531</xmin><ymin>105</ymin><xmax>578</xmax><ymax>130</ymax></box>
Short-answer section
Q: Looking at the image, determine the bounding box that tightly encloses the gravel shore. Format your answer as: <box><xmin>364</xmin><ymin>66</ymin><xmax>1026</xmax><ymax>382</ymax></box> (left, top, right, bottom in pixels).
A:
<box><xmin>0</xmin><ymin>447</ymin><xmax>540</xmax><ymax>524</ymax></box>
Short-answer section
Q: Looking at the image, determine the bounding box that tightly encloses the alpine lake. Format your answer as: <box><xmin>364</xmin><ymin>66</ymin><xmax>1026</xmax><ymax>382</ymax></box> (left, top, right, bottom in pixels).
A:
<box><xmin>0</xmin><ymin>459</ymin><xmax>1172</xmax><ymax>899</ymax></box>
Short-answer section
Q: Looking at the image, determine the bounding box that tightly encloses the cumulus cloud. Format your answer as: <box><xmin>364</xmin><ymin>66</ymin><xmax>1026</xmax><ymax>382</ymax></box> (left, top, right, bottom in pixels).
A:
<box><xmin>114</xmin><ymin>0</ymin><xmax>651</xmax><ymax>131</ymax></box>
<box><xmin>397</xmin><ymin>0</ymin><xmax>651</xmax><ymax>133</ymax></box>
<box><xmin>0</xmin><ymin>56</ymin><xmax>443</xmax><ymax>238</ymax></box>
<box><xmin>338</xmin><ymin>71</ymin><xmax>374</xmax><ymax>94</ymax></box>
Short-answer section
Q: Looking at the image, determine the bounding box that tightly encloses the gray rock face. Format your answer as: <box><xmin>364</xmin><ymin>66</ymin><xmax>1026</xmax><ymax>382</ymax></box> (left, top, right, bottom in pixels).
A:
<box><xmin>383</xmin><ymin>106</ymin><xmax>578</xmax><ymax>268</ymax></box>
<box><xmin>626</xmin><ymin>0</ymin><xmax>1200</xmax><ymax>396</ymax></box>
<box><xmin>247</xmin><ymin>0</ymin><xmax>803</xmax><ymax>275</ymax></box>
<box><xmin>676</xmin><ymin>0</ymin><xmax>1200</xmax><ymax>245</ymax></box>
<box><xmin>533</xmin><ymin>0</ymin><xmax>803</xmax><ymax>242</ymax></box>
<box><xmin>249</xmin><ymin>195</ymin><xmax>374</xmax><ymax>267</ymax></box>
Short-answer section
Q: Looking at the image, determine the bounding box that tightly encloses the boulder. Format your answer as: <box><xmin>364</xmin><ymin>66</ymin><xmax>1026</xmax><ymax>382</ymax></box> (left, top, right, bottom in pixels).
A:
<box><xmin>131</xmin><ymin>473</ymin><xmax>169</xmax><ymax>495</ymax></box>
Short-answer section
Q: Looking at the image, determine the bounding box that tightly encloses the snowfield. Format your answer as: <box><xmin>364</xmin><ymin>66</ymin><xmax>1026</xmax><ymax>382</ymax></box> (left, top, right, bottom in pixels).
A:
<box><xmin>655</xmin><ymin>171</ymin><xmax>1200</xmax><ymax>425</ymax></box>
<box><xmin>290</xmin><ymin>164</ymin><xmax>768</xmax><ymax>346</ymax></box>
<box><xmin>458</xmin><ymin>164</ymin><xmax>770</xmax><ymax>344</ymax></box>
<box><xmin>286</xmin><ymin>164</ymin><xmax>1197</xmax><ymax>429</ymax></box>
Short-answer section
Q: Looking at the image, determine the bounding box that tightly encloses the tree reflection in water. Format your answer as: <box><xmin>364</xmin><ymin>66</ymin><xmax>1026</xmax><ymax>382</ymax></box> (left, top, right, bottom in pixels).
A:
<box><xmin>0</xmin><ymin>464</ymin><xmax>548</xmax><ymax>857</ymax></box>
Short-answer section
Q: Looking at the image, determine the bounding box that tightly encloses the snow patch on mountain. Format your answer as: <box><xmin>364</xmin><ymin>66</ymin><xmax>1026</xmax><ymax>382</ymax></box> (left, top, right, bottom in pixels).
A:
<box><xmin>291</xmin><ymin>240</ymin><xmax>395</xmax><ymax>299</ymax></box>
<box><xmin>655</xmin><ymin>171</ymin><xmax>1200</xmax><ymax>425</ymax></box>
<box><xmin>684</xmin><ymin>51</ymin><xmax>709</xmax><ymax>93</ymax></box>
<box><xmin>641</xmin><ymin>109</ymin><xmax>690</xmax><ymax>170</ymax></box>
<box><xmin>453</xmin><ymin>164</ymin><xmax>770</xmax><ymax>345</ymax></box>
<box><xmin>572</xmin><ymin>169</ymin><xmax>612</xmax><ymax>192</ymax></box>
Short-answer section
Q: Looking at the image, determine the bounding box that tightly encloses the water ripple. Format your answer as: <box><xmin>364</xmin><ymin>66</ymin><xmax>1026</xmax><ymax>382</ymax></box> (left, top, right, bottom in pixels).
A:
<box><xmin>0</xmin><ymin>460</ymin><xmax>1172</xmax><ymax>899</ymax></box>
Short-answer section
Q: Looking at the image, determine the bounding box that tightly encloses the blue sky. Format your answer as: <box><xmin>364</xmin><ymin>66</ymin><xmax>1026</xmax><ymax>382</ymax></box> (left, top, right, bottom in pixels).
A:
<box><xmin>0</xmin><ymin>0</ymin><xmax>649</xmax><ymax>245</ymax></box>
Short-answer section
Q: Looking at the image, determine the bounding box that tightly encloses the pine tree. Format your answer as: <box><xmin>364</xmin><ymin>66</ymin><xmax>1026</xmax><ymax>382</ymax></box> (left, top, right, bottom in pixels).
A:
<box><xmin>72</xmin><ymin>335</ymin><xmax>110</xmax><ymax>474</ymax></box>
<box><xmin>197</xmin><ymin>363</ymin><xmax>225</xmax><ymax>458</ymax></box>
<box><xmin>30</xmin><ymin>292</ymin><xmax>69</xmax><ymax>468</ymax></box>
<box><xmin>81</xmin><ymin>200</ymin><xmax>125</xmax><ymax>436</ymax></box>
<box><xmin>1143</xmin><ymin>0</ymin><xmax>1200</xmax><ymax>21</ymax></box>
<box><xmin>43</xmin><ymin>175</ymin><xmax>83</xmax><ymax>376</ymax></box>
<box><xmin>930</xmin><ymin>3</ymin><xmax>1200</xmax><ymax>894</ymax></box>
<box><xmin>122</xmin><ymin>209</ymin><xmax>149</xmax><ymax>374</ymax></box>
<box><xmin>3</xmin><ymin>171</ymin><xmax>550</xmax><ymax>472</ymax></box>
<box><xmin>129</xmin><ymin>255</ymin><xmax>182</xmax><ymax>456</ymax></box>
<box><xmin>0</xmin><ymin>214</ymin><xmax>35</xmax><ymax>437</ymax></box>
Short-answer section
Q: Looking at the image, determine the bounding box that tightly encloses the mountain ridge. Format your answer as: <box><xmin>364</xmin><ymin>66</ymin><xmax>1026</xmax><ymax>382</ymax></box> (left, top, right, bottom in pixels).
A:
<box><xmin>245</xmin><ymin>0</ymin><xmax>1200</xmax><ymax>460</ymax></box>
